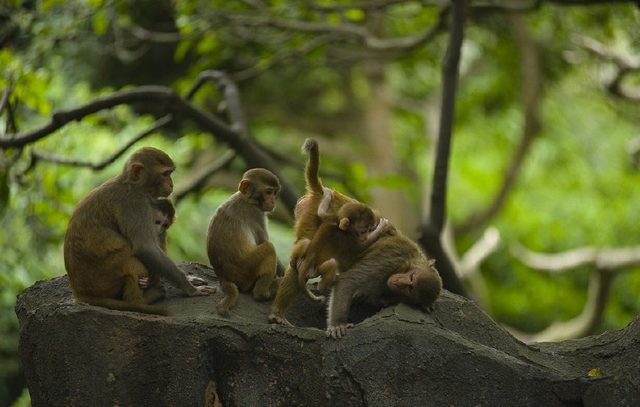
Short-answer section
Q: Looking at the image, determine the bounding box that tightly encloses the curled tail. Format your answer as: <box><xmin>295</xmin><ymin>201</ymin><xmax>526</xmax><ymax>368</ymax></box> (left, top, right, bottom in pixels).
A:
<box><xmin>302</xmin><ymin>138</ymin><xmax>323</xmax><ymax>194</ymax></box>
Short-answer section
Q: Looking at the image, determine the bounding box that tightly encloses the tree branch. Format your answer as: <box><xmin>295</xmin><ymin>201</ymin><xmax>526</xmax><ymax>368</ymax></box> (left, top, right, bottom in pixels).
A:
<box><xmin>508</xmin><ymin>268</ymin><xmax>615</xmax><ymax>342</ymax></box>
<box><xmin>507</xmin><ymin>242</ymin><xmax>640</xmax><ymax>342</ymax></box>
<box><xmin>574</xmin><ymin>35</ymin><xmax>640</xmax><ymax>102</ymax></box>
<box><xmin>173</xmin><ymin>150</ymin><xmax>237</xmax><ymax>202</ymax></box>
<box><xmin>418</xmin><ymin>0</ymin><xmax>468</xmax><ymax>297</ymax></box>
<box><xmin>27</xmin><ymin>114</ymin><xmax>174</xmax><ymax>172</ymax></box>
<box><xmin>0</xmin><ymin>84</ymin><xmax>300</xmax><ymax>213</ymax></box>
<box><xmin>458</xmin><ymin>227</ymin><xmax>501</xmax><ymax>278</ymax></box>
<box><xmin>511</xmin><ymin>243</ymin><xmax>640</xmax><ymax>271</ymax></box>
<box><xmin>226</xmin><ymin>8</ymin><xmax>447</xmax><ymax>52</ymax></box>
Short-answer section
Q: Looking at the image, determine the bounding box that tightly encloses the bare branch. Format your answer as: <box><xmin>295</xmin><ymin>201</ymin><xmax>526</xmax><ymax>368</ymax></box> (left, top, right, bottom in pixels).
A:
<box><xmin>29</xmin><ymin>114</ymin><xmax>174</xmax><ymax>171</ymax></box>
<box><xmin>0</xmin><ymin>83</ymin><xmax>300</xmax><ymax>213</ymax></box>
<box><xmin>512</xmin><ymin>243</ymin><xmax>640</xmax><ymax>271</ymax></box>
<box><xmin>0</xmin><ymin>87</ymin><xmax>8</xmax><ymax>115</ymax></box>
<box><xmin>187</xmin><ymin>70</ymin><xmax>249</xmax><ymax>137</ymax></box>
<box><xmin>574</xmin><ymin>35</ymin><xmax>640</xmax><ymax>102</ymax></box>
<box><xmin>232</xmin><ymin>34</ymin><xmax>338</xmax><ymax>82</ymax></box>
<box><xmin>459</xmin><ymin>227</ymin><xmax>501</xmax><ymax>278</ymax></box>
<box><xmin>507</xmin><ymin>268</ymin><xmax>615</xmax><ymax>342</ymax></box>
<box><xmin>506</xmin><ymin>240</ymin><xmax>640</xmax><ymax>342</ymax></box>
<box><xmin>174</xmin><ymin>150</ymin><xmax>237</xmax><ymax>202</ymax></box>
<box><xmin>128</xmin><ymin>25</ymin><xmax>181</xmax><ymax>43</ymax></box>
<box><xmin>418</xmin><ymin>0</ymin><xmax>468</xmax><ymax>297</ymax></box>
<box><xmin>227</xmin><ymin>8</ymin><xmax>447</xmax><ymax>52</ymax></box>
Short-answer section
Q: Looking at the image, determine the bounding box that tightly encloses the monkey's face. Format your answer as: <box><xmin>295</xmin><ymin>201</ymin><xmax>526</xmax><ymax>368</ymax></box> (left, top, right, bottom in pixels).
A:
<box><xmin>387</xmin><ymin>270</ymin><xmax>419</xmax><ymax>302</ymax></box>
<box><xmin>156</xmin><ymin>166</ymin><xmax>175</xmax><ymax>197</ymax></box>
<box><xmin>259</xmin><ymin>186</ymin><xmax>279</xmax><ymax>212</ymax></box>
<box><xmin>154</xmin><ymin>209</ymin><xmax>172</xmax><ymax>234</ymax></box>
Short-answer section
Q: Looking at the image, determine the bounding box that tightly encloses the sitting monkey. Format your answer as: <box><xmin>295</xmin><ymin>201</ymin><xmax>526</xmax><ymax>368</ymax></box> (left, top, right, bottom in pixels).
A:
<box><xmin>64</xmin><ymin>147</ymin><xmax>215</xmax><ymax>315</ymax></box>
<box><xmin>207</xmin><ymin>168</ymin><xmax>285</xmax><ymax>317</ymax></box>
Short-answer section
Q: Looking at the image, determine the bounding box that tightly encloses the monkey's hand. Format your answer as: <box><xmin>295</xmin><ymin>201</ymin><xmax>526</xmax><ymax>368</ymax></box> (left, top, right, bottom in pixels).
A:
<box><xmin>268</xmin><ymin>312</ymin><xmax>294</xmax><ymax>327</ymax></box>
<box><xmin>326</xmin><ymin>323</ymin><xmax>354</xmax><ymax>339</ymax></box>
<box><xmin>192</xmin><ymin>285</ymin><xmax>217</xmax><ymax>295</ymax></box>
<box><xmin>366</xmin><ymin>217</ymin><xmax>391</xmax><ymax>243</ymax></box>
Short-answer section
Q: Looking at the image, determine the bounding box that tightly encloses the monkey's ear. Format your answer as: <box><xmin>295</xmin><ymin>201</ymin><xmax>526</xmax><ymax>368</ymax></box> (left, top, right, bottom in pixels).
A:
<box><xmin>238</xmin><ymin>179</ymin><xmax>251</xmax><ymax>194</ymax></box>
<box><xmin>427</xmin><ymin>258</ymin><xmax>436</xmax><ymax>267</ymax></box>
<box><xmin>129</xmin><ymin>162</ymin><xmax>145</xmax><ymax>181</ymax></box>
<box><xmin>339</xmin><ymin>218</ymin><xmax>350</xmax><ymax>231</ymax></box>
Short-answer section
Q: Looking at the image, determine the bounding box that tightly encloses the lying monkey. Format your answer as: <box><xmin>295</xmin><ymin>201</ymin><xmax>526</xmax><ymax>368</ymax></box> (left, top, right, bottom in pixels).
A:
<box><xmin>325</xmin><ymin>228</ymin><xmax>442</xmax><ymax>339</ymax></box>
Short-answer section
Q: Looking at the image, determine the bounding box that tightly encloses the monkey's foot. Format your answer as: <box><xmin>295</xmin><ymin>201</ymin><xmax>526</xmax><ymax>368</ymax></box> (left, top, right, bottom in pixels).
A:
<box><xmin>216</xmin><ymin>305</ymin><xmax>231</xmax><ymax>318</ymax></box>
<box><xmin>268</xmin><ymin>313</ymin><xmax>293</xmax><ymax>327</ymax></box>
<box><xmin>326</xmin><ymin>323</ymin><xmax>354</xmax><ymax>339</ymax></box>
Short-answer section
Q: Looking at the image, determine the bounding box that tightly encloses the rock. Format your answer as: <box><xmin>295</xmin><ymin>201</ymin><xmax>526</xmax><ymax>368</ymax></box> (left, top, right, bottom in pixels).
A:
<box><xmin>16</xmin><ymin>263</ymin><xmax>640</xmax><ymax>406</ymax></box>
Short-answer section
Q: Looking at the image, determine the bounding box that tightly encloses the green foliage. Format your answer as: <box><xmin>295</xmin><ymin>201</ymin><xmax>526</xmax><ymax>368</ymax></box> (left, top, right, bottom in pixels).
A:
<box><xmin>3</xmin><ymin>1</ymin><xmax>640</xmax><ymax>404</ymax></box>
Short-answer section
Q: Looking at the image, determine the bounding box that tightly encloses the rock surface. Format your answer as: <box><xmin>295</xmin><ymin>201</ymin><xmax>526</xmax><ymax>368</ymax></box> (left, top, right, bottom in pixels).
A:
<box><xmin>16</xmin><ymin>262</ymin><xmax>640</xmax><ymax>406</ymax></box>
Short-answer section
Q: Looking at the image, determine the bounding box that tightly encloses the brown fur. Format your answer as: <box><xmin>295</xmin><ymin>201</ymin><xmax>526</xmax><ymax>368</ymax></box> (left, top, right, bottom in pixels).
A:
<box><xmin>296</xmin><ymin>202</ymin><xmax>386</xmax><ymax>296</ymax></box>
<box><xmin>326</xmin><ymin>229</ymin><xmax>442</xmax><ymax>338</ymax></box>
<box><xmin>64</xmin><ymin>147</ymin><xmax>214</xmax><ymax>315</ymax></box>
<box><xmin>269</xmin><ymin>139</ymin><xmax>357</xmax><ymax>324</ymax></box>
<box><xmin>207</xmin><ymin>168</ymin><xmax>282</xmax><ymax>316</ymax></box>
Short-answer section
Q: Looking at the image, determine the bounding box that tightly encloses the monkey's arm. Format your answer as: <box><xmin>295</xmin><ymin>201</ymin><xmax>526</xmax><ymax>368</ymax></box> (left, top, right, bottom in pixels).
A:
<box><xmin>124</xmin><ymin>212</ymin><xmax>215</xmax><ymax>296</ymax></box>
<box><xmin>326</xmin><ymin>279</ymin><xmax>357</xmax><ymax>339</ymax></box>
<box><xmin>362</xmin><ymin>218</ymin><xmax>391</xmax><ymax>247</ymax></box>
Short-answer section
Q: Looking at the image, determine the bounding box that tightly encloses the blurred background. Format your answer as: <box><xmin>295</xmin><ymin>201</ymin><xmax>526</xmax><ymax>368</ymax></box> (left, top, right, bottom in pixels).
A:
<box><xmin>2</xmin><ymin>1</ymin><xmax>640</xmax><ymax>405</ymax></box>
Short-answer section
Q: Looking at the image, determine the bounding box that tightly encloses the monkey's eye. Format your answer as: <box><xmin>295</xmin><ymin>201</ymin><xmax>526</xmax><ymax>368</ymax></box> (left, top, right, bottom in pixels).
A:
<box><xmin>162</xmin><ymin>170</ymin><xmax>173</xmax><ymax>177</ymax></box>
<box><xmin>155</xmin><ymin>220</ymin><xmax>162</xmax><ymax>225</ymax></box>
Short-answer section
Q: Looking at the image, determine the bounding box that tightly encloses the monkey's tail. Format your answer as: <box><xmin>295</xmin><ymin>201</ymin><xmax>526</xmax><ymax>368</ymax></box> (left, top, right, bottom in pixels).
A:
<box><xmin>302</xmin><ymin>138</ymin><xmax>324</xmax><ymax>194</ymax></box>
<box><xmin>76</xmin><ymin>296</ymin><xmax>168</xmax><ymax>316</ymax></box>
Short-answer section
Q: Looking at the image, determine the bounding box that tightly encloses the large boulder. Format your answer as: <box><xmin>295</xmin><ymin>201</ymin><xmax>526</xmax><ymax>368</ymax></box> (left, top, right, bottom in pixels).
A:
<box><xmin>16</xmin><ymin>262</ymin><xmax>640</xmax><ymax>406</ymax></box>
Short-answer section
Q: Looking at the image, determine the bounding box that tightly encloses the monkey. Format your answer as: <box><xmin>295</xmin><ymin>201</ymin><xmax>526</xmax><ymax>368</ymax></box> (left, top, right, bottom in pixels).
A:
<box><xmin>291</xmin><ymin>201</ymin><xmax>391</xmax><ymax>304</ymax></box>
<box><xmin>139</xmin><ymin>197</ymin><xmax>208</xmax><ymax>294</ymax></box>
<box><xmin>206</xmin><ymin>168</ymin><xmax>284</xmax><ymax>317</ymax></box>
<box><xmin>64</xmin><ymin>147</ymin><xmax>216</xmax><ymax>315</ymax></box>
<box><xmin>153</xmin><ymin>197</ymin><xmax>176</xmax><ymax>252</ymax></box>
<box><xmin>268</xmin><ymin>138</ymin><xmax>359</xmax><ymax>325</ymax></box>
<box><xmin>325</xmin><ymin>229</ymin><xmax>443</xmax><ymax>339</ymax></box>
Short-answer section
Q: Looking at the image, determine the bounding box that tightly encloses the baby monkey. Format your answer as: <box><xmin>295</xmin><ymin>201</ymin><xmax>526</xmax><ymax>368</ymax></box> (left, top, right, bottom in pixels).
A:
<box><xmin>290</xmin><ymin>189</ymin><xmax>390</xmax><ymax>303</ymax></box>
<box><xmin>140</xmin><ymin>198</ymin><xmax>207</xmax><ymax>292</ymax></box>
<box><xmin>153</xmin><ymin>197</ymin><xmax>176</xmax><ymax>252</ymax></box>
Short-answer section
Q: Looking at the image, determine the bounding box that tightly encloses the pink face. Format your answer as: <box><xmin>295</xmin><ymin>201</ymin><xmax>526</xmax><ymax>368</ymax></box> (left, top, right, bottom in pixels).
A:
<box><xmin>260</xmin><ymin>186</ymin><xmax>278</xmax><ymax>212</ymax></box>
<box><xmin>154</xmin><ymin>209</ymin><xmax>171</xmax><ymax>234</ymax></box>
<box><xmin>158</xmin><ymin>167</ymin><xmax>174</xmax><ymax>197</ymax></box>
<box><xmin>387</xmin><ymin>270</ymin><xmax>419</xmax><ymax>301</ymax></box>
